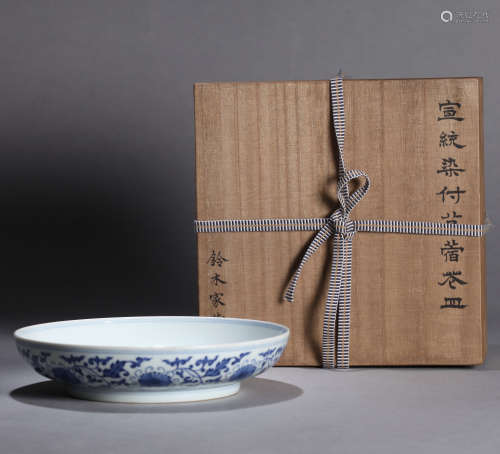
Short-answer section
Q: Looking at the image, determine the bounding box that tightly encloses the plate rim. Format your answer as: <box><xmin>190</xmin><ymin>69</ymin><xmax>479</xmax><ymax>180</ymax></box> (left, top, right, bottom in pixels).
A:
<box><xmin>14</xmin><ymin>316</ymin><xmax>290</xmax><ymax>354</ymax></box>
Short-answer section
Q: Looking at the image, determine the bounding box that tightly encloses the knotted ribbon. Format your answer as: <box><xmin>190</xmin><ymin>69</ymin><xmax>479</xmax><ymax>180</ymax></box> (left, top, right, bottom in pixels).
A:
<box><xmin>195</xmin><ymin>74</ymin><xmax>488</xmax><ymax>368</ymax></box>
<box><xmin>283</xmin><ymin>75</ymin><xmax>369</xmax><ymax>368</ymax></box>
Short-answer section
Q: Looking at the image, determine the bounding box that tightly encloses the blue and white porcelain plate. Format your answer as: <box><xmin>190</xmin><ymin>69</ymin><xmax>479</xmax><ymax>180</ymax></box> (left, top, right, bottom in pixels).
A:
<box><xmin>14</xmin><ymin>316</ymin><xmax>289</xmax><ymax>403</ymax></box>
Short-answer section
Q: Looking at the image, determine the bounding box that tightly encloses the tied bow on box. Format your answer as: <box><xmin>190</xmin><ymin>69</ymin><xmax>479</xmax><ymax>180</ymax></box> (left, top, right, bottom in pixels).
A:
<box><xmin>195</xmin><ymin>74</ymin><xmax>488</xmax><ymax>369</ymax></box>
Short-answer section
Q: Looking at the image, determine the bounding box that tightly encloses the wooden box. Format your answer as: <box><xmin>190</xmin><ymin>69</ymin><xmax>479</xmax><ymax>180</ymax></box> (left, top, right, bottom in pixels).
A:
<box><xmin>194</xmin><ymin>77</ymin><xmax>486</xmax><ymax>366</ymax></box>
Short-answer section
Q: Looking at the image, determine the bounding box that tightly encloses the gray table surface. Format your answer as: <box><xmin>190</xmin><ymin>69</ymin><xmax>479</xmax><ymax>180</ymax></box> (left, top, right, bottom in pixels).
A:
<box><xmin>2</xmin><ymin>331</ymin><xmax>500</xmax><ymax>454</ymax></box>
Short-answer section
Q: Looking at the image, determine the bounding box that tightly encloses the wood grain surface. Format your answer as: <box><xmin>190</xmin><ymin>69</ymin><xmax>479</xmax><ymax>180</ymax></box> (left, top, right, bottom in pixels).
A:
<box><xmin>194</xmin><ymin>78</ymin><xmax>485</xmax><ymax>366</ymax></box>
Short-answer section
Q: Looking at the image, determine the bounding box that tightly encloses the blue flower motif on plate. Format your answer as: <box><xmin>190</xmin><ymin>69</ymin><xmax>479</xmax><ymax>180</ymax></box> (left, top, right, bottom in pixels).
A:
<box><xmin>17</xmin><ymin>344</ymin><xmax>285</xmax><ymax>389</ymax></box>
<box><xmin>138</xmin><ymin>371</ymin><xmax>173</xmax><ymax>387</ymax></box>
<box><xmin>51</xmin><ymin>367</ymin><xmax>82</xmax><ymax>385</ymax></box>
<box><xmin>229</xmin><ymin>364</ymin><xmax>257</xmax><ymax>381</ymax></box>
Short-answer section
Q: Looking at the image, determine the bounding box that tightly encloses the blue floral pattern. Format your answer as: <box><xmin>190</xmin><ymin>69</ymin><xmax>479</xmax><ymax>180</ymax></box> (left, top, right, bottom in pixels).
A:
<box><xmin>17</xmin><ymin>344</ymin><xmax>285</xmax><ymax>389</ymax></box>
<box><xmin>229</xmin><ymin>364</ymin><xmax>257</xmax><ymax>381</ymax></box>
<box><xmin>138</xmin><ymin>371</ymin><xmax>173</xmax><ymax>387</ymax></box>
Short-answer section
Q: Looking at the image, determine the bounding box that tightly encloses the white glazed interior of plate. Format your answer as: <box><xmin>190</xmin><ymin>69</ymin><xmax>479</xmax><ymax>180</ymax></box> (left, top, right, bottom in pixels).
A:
<box><xmin>14</xmin><ymin>316</ymin><xmax>288</xmax><ymax>349</ymax></box>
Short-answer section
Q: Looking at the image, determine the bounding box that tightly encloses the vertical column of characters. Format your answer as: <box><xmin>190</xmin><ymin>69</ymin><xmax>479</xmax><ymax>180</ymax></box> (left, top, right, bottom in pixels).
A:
<box><xmin>206</xmin><ymin>250</ymin><xmax>229</xmax><ymax>317</ymax></box>
<box><xmin>436</xmin><ymin>99</ymin><xmax>467</xmax><ymax>309</ymax></box>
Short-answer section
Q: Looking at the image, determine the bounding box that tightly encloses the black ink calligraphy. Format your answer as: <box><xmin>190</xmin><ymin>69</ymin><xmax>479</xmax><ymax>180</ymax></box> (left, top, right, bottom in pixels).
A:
<box><xmin>441</xmin><ymin>297</ymin><xmax>467</xmax><ymax>309</ymax></box>
<box><xmin>437</xmin><ymin>100</ymin><xmax>464</xmax><ymax>121</ymax></box>
<box><xmin>209</xmin><ymin>292</ymin><xmax>225</xmax><ymax>308</ymax></box>
<box><xmin>207</xmin><ymin>250</ymin><xmax>229</xmax><ymax>317</ymax></box>
<box><xmin>436</xmin><ymin>99</ymin><xmax>467</xmax><ymax>310</ymax></box>
<box><xmin>436</xmin><ymin>186</ymin><xmax>466</xmax><ymax>204</ymax></box>
<box><xmin>441</xmin><ymin>211</ymin><xmax>463</xmax><ymax>224</ymax></box>
<box><xmin>210</xmin><ymin>273</ymin><xmax>226</xmax><ymax>286</ymax></box>
<box><xmin>438</xmin><ymin>271</ymin><xmax>467</xmax><ymax>289</ymax></box>
<box><xmin>439</xmin><ymin>131</ymin><xmax>466</xmax><ymax>149</ymax></box>
<box><xmin>440</xmin><ymin>239</ymin><xmax>464</xmax><ymax>262</ymax></box>
<box><xmin>206</xmin><ymin>250</ymin><xmax>229</xmax><ymax>267</ymax></box>
<box><xmin>437</xmin><ymin>158</ymin><xmax>465</xmax><ymax>177</ymax></box>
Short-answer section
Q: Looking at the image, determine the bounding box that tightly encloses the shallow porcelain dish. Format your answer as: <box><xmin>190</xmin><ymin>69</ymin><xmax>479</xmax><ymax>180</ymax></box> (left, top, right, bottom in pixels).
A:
<box><xmin>14</xmin><ymin>316</ymin><xmax>289</xmax><ymax>403</ymax></box>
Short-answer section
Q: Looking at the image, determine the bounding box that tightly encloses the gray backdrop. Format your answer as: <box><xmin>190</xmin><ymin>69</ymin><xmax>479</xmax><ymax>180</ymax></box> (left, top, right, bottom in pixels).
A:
<box><xmin>1</xmin><ymin>0</ymin><xmax>498</xmax><ymax>340</ymax></box>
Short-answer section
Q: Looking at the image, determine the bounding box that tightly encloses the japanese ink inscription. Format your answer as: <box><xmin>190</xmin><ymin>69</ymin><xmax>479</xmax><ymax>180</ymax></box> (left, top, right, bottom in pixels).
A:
<box><xmin>436</xmin><ymin>98</ymin><xmax>468</xmax><ymax>309</ymax></box>
<box><xmin>195</xmin><ymin>78</ymin><xmax>486</xmax><ymax>365</ymax></box>
<box><xmin>205</xmin><ymin>250</ymin><xmax>229</xmax><ymax>317</ymax></box>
